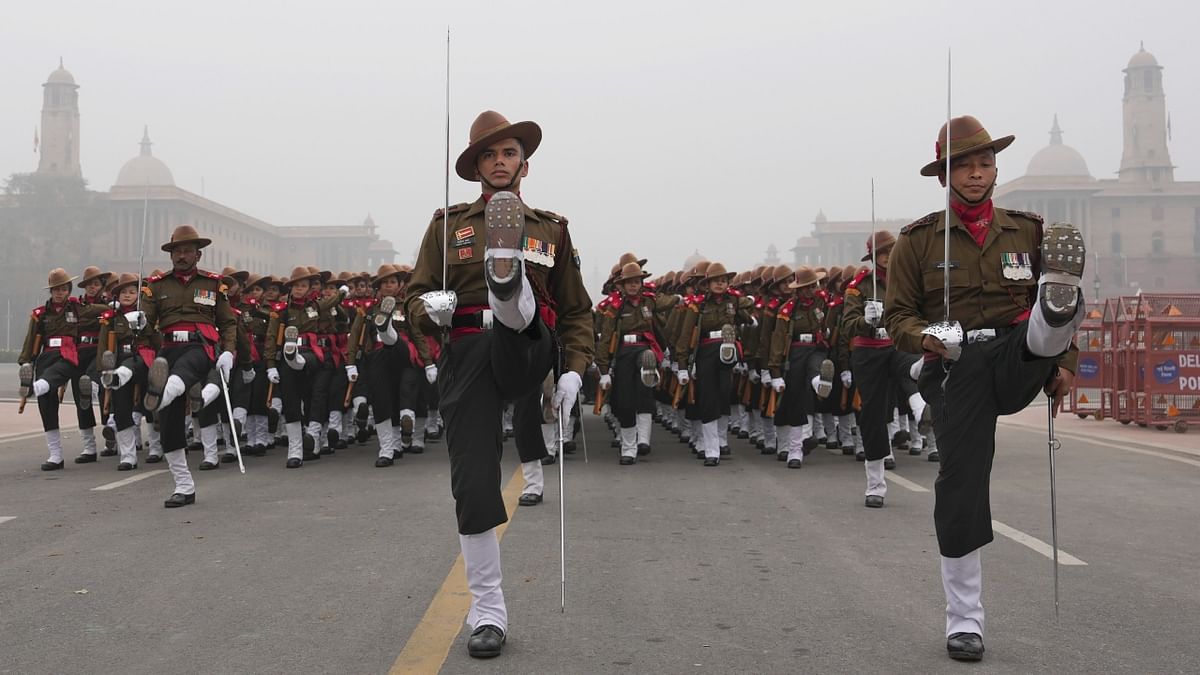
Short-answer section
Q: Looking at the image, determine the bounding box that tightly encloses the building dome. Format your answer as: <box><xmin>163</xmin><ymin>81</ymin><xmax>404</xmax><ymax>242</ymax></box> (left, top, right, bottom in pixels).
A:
<box><xmin>1127</xmin><ymin>44</ymin><xmax>1159</xmax><ymax>69</ymax></box>
<box><xmin>46</xmin><ymin>59</ymin><xmax>76</xmax><ymax>85</ymax></box>
<box><xmin>1026</xmin><ymin>116</ymin><xmax>1091</xmax><ymax>177</ymax></box>
<box><xmin>682</xmin><ymin>249</ymin><xmax>706</xmax><ymax>271</ymax></box>
<box><xmin>115</xmin><ymin>127</ymin><xmax>175</xmax><ymax>187</ymax></box>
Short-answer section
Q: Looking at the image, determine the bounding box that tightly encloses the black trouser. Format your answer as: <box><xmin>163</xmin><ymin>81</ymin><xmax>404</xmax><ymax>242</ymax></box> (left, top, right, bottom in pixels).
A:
<box><xmin>694</xmin><ymin>342</ymin><xmax>732</xmax><ymax>424</ymax></box>
<box><xmin>35</xmin><ymin>351</ymin><xmax>80</xmax><ymax>432</ymax></box>
<box><xmin>279</xmin><ymin>349</ymin><xmax>318</xmax><ymax>424</ymax></box>
<box><xmin>917</xmin><ymin>322</ymin><xmax>1056</xmax><ymax>558</ymax></box>
<box><xmin>110</xmin><ymin>352</ymin><xmax>150</xmax><ymax>431</ymax></box>
<box><xmin>512</xmin><ymin>371</ymin><xmax>553</xmax><ymax>464</ymax></box>
<box><xmin>609</xmin><ymin>345</ymin><xmax>654</xmax><ymax>428</ymax></box>
<box><xmin>851</xmin><ymin>347</ymin><xmax>914</xmax><ymax>461</ymax></box>
<box><xmin>441</xmin><ymin>319</ymin><xmax>554</xmax><ymax>535</ymax></box>
<box><xmin>366</xmin><ymin>347</ymin><xmax>420</xmax><ymax>426</ymax></box>
<box><xmin>777</xmin><ymin>345</ymin><xmax>825</xmax><ymax>427</ymax></box>
<box><xmin>158</xmin><ymin>345</ymin><xmax>214</xmax><ymax>453</ymax></box>
<box><xmin>72</xmin><ymin>345</ymin><xmax>98</xmax><ymax>430</ymax></box>
<box><xmin>308</xmin><ymin>354</ymin><xmax>335</xmax><ymax>430</ymax></box>
<box><xmin>247</xmin><ymin>362</ymin><xmax>270</xmax><ymax>415</ymax></box>
<box><xmin>328</xmin><ymin>359</ymin><xmax>349</xmax><ymax>417</ymax></box>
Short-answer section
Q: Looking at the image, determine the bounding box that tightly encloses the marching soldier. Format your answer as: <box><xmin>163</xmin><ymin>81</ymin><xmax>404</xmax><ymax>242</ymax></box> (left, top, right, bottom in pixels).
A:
<box><xmin>885</xmin><ymin>115</ymin><xmax>1085</xmax><ymax>661</ymax></box>
<box><xmin>842</xmin><ymin>232</ymin><xmax>929</xmax><ymax>505</ymax></box>
<box><xmin>673</xmin><ymin>262</ymin><xmax>752</xmax><ymax>466</ymax></box>
<box><xmin>263</xmin><ymin>266</ymin><xmax>348</xmax><ymax>468</ymax></box>
<box><xmin>18</xmin><ymin>268</ymin><xmax>105</xmax><ymax>470</ymax></box>
<box><xmin>667</xmin><ymin>261</ymin><xmax>710</xmax><ymax>447</ymax></box>
<box><xmin>754</xmin><ymin>264</ymin><xmax>791</xmax><ymax>455</ymax></box>
<box><xmin>70</xmin><ymin>265</ymin><xmax>112</xmax><ymax>463</ymax></box>
<box><xmin>239</xmin><ymin>274</ymin><xmax>274</xmax><ymax>456</ymax></box>
<box><xmin>767</xmin><ymin>267</ymin><xmax>834</xmax><ymax>468</ymax></box>
<box><xmin>96</xmin><ymin>272</ymin><xmax>160</xmax><ymax>470</ymax></box>
<box><xmin>594</xmin><ymin>261</ymin><xmax>668</xmax><ymax>465</ymax></box>
<box><xmin>138</xmin><ymin>225</ymin><xmax>238</xmax><ymax>507</ymax></box>
<box><xmin>405</xmin><ymin>110</ymin><xmax>592</xmax><ymax>658</ymax></box>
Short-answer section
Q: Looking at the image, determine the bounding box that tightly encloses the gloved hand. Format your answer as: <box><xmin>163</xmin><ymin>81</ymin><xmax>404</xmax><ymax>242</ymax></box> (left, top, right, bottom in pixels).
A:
<box><xmin>840</xmin><ymin>370</ymin><xmax>853</xmax><ymax>388</ymax></box>
<box><xmin>864</xmin><ymin>300</ymin><xmax>883</xmax><ymax>326</ymax></box>
<box><xmin>215</xmin><ymin>351</ymin><xmax>235</xmax><ymax>379</ymax></box>
<box><xmin>733</xmin><ymin>362</ymin><xmax>746</xmax><ymax>375</ymax></box>
<box><xmin>267</xmin><ymin>367</ymin><xmax>280</xmax><ymax>384</ymax></box>
<box><xmin>670</xmin><ymin>361</ymin><xmax>679</xmax><ymax>373</ymax></box>
<box><xmin>552</xmin><ymin>371</ymin><xmax>582</xmax><ymax>411</ymax></box>
<box><xmin>123</xmin><ymin>310</ymin><xmax>147</xmax><ymax>331</ymax></box>
<box><xmin>241</xmin><ymin>368</ymin><xmax>256</xmax><ymax>385</ymax></box>
<box><xmin>771</xmin><ymin>377</ymin><xmax>786</xmax><ymax>393</ymax></box>
<box><xmin>425</xmin><ymin>364</ymin><xmax>438</xmax><ymax>384</ymax></box>
<box><xmin>599</xmin><ymin>373</ymin><xmax>612</xmax><ymax>390</ymax></box>
<box><xmin>346</xmin><ymin>364</ymin><xmax>359</xmax><ymax>382</ymax></box>
<box><xmin>676</xmin><ymin>370</ymin><xmax>690</xmax><ymax>386</ymax></box>
<box><xmin>748</xmin><ymin>369</ymin><xmax>760</xmax><ymax>383</ymax></box>
<box><xmin>760</xmin><ymin>369</ymin><xmax>771</xmax><ymax>384</ymax></box>
<box><xmin>339</xmin><ymin>284</ymin><xmax>351</xmax><ymax>296</ymax></box>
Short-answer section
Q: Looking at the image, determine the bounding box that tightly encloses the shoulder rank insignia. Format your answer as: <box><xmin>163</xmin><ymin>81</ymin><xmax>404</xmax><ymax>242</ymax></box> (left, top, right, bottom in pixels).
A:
<box><xmin>901</xmin><ymin>211</ymin><xmax>940</xmax><ymax>235</ymax></box>
<box><xmin>1004</xmin><ymin>209</ymin><xmax>1045</xmax><ymax>226</ymax></box>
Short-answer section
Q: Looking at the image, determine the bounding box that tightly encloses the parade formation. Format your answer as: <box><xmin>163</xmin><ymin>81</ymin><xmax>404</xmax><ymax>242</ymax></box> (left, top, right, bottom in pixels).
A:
<box><xmin>14</xmin><ymin>110</ymin><xmax>1088</xmax><ymax>664</ymax></box>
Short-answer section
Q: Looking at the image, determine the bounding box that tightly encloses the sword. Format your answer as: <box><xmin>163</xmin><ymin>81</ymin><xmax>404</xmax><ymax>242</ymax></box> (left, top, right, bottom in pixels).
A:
<box><xmin>1046</xmin><ymin>392</ymin><xmax>1062</xmax><ymax>619</ymax></box>
<box><xmin>419</xmin><ymin>28</ymin><xmax>457</xmax><ymax>332</ymax></box>
<box><xmin>871</xmin><ymin>178</ymin><xmax>877</xmax><ymax>304</ymax></box>
<box><xmin>217</xmin><ymin>368</ymin><xmax>245</xmax><ymax>474</ymax></box>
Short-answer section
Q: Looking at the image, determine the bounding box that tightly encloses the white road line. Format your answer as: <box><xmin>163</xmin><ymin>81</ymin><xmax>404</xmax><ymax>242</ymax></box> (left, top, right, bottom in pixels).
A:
<box><xmin>998</xmin><ymin>422</ymin><xmax>1200</xmax><ymax>466</ymax></box>
<box><xmin>91</xmin><ymin>470</ymin><xmax>169</xmax><ymax>492</ymax></box>
<box><xmin>991</xmin><ymin>520</ymin><xmax>1087</xmax><ymax>566</ymax></box>
<box><xmin>888</xmin><ymin>473</ymin><xmax>930</xmax><ymax>493</ymax></box>
<box><xmin>0</xmin><ymin>516</ymin><xmax>16</xmax><ymax>525</ymax></box>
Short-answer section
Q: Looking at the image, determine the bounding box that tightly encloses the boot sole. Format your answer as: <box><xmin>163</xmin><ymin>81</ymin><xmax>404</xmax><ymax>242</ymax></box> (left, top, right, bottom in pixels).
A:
<box><xmin>483</xmin><ymin>192</ymin><xmax>524</xmax><ymax>298</ymax></box>
<box><xmin>143</xmin><ymin>358</ymin><xmax>170</xmax><ymax>410</ymax></box>
<box><xmin>816</xmin><ymin>359</ymin><xmax>834</xmax><ymax>399</ymax></box>
<box><xmin>19</xmin><ymin>362</ymin><xmax>34</xmax><ymax>388</ymax></box>
<box><xmin>374</xmin><ymin>296</ymin><xmax>396</xmax><ymax>329</ymax></box>
<box><xmin>76</xmin><ymin>375</ymin><xmax>93</xmax><ymax>410</ymax></box>
<box><xmin>283</xmin><ymin>326</ymin><xmax>299</xmax><ymax>359</ymax></box>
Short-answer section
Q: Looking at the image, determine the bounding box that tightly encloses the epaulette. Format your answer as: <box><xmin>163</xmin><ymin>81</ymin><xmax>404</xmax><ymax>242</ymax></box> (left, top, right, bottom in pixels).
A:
<box><xmin>341</xmin><ymin>298</ymin><xmax>358</xmax><ymax>309</ymax></box>
<box><xmin>609</xmin><ymin>295</ymin><xmax>624</xmax><ymax>311</ymax></box>
<box><xmin>68</xmin><ymin>296</ymin><xmax>81</xmax><ymax>305</ymax></box>
<box><xmin>754</xmin><ymin>297</ymin><xmax>765</xmax><ymax>310</ymax></box>
<box><xmin>826</xmin><ymin>295</ymin><xmax>844</xmax><ymax>308</ymax></box>
<box><xmin>816</xmin><ymin>289</ymin><xmax>828</xmax><ymax>301</ymax></box>
<box><xmin>271</xmin><ymin>301</ymin><xmax>288</xmax><ymax>312</ymax></box>
<box><xmin>845</xmin><ymin>268</ymin><xmax>871</xmax><ymax>291</ymax></box>
<box><xmin>231</xmin><ymin>306</ymin><xmax>242</xmax><ymax>317</ymax></box>
<box><xmin>778</xmin><ymin>299</ymin><xmax>796</xmax><ymax>319</ymax></box>
<box><xmin>643</xmin><ymin>281</ymin><xmax>656</xmax><ymax>292</ymax></box>
<box><xmin>362</xmin><ymin>298</ymin><xmax>378</xmax><ymax>310</ymax></box>
<box><xmin>766</xmin><ymin>297</ymin><xmax>781</xmax><ymax>311</ymax></box>
<box><xmin>1004</xmin><ymin>209</ymin><xmax>1044</xmax><ymax>226</ymax></box>
<box><xmin>900</xmin><ymin>211</ymin><xmax>940</xmax><ymax>235</ymax></box>
<box><xmin>141</xmin><ymin>286</ymin><xmax>154</xmax><ymax>299</ymax></box>
<box><xmin>32</xmin><ymin>306</ymin><xmax>45</xmax><ymax>318</ymax></box>
<box><xmin>432</xmin><ymin>202</ymin><xmax>471</xmax><ymax>220</ymax></box>
<box><xmin>146</xmin><ymin>272</ymin><xmax>165</xmax><ymax>283</ymax></box>
<box><xmin>244</xmin><ymin>297</ymin><xmax>260</xmax><ymax>307</ymax></box>
<box><xmin>100</xmin><ymin>309</ymin><xmax>116</xmax><ymax>321</ymax></box>
<box><xmin>642</xmin><ymin>290</ymin><xmax>657</xmax><ymax>301</ymax></box>
<box><xmin>728</xmin><ymin>288</ymin><xmax>743</xmax><ymax>298</ymax></box>
<box><xmin>532</xmin><ymin>208</ymin><xmax>568</xmax><ymax>227</ymax></box>
<box><xmin>198</xmin><ymin>270</ymin><xmax>223</xmax><ymax>281</ymax></box>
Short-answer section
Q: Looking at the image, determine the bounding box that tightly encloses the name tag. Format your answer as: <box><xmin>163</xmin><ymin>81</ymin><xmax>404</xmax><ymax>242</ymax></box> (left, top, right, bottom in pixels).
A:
<box><xmin>392</xmin><ymin>310</ymin><xmax>404</xmax><ymax>322</ymax></box>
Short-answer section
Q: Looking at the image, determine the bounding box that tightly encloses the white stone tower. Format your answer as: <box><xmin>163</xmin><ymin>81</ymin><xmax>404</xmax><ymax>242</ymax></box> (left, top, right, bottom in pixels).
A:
<box><xmin>36</xmin><ymin>58</ymin><xmax>82</xmax><ymax>178</ymax></box>
<box><xmin>1119</xmin><ymin>44</ymin><xmax>1173</xmax><ymax>184</ymax></box>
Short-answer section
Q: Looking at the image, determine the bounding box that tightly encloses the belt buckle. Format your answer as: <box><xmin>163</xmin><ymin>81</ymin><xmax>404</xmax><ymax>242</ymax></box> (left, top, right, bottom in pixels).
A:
<box><xmin>707</xmin><ymin>331</ymin><xmax>722</xmax><ymax>339</ymax></box>
<box><xmin>172</xmin><ymin>331</ymin><xmax>189</xmax><ymax>343</ymax></box>
<box><xmin>481</xmin><ymin>309</ymin><xmax>493</xmax><ymax>331</ymax></box>
<box><xmin>968</xmin><ymin>328</ymin><xmax>997</xmax><ymax>344</ymax></box>
<box><xmin>48</xmin><ymin>337</ymin><xmax>63</xmax><ymax>348</ymax></box>
<box><xmin>623</xmin><ymin>335</ymin><xmax>638</xmax><ymax>344</ymax></box>
<box><xmin>798</xmin><ymin>334</ymin><xmax>813</xmax><ymax>344</ymax></box>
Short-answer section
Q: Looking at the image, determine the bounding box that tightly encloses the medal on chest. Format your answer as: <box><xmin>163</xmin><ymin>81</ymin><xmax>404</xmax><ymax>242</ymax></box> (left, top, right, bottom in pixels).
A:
<box><xmin>522</xmin><ymin>235</ymin><xmax>556</xmax><ymax>268</ymax></box>
<box><xmin>193</xmin><ymin>289</ymin><xmax>217</xmax><ymax>306</ymax></box>
<box><xmin>725</xmin><ymin>302</ymin><xmax>734</xmax><ymax>318</ymax></box>
<box><xmin>65</xmin><ymin>310</ymin><xmax>77</xmax><ymax>324</ymax></box>
<box><xmin>642</xmin><ymin>305</ymin><xmax>652</xmax><ymax>320</ymax></box>
<box><xmin>813</xmin><ymin>307</ymin><xmax>824</xmax><ymax>323</ymax></box>
<box><xmin>1001</xmin><ymin>252</ymin><xmax>1034</xmax><ymax>281</ymax></box>
<box><xmin>305</xmin><ymin>306</ymin><xmax>319</xmax><ymax>319</ymax></box>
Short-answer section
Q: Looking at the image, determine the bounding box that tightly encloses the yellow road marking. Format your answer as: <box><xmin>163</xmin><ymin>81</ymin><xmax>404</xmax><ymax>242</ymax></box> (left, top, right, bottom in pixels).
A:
<box><xmin>389</xmin><ymin>467</ymin><xmax>527</xmax><ymax>674</ymax></box>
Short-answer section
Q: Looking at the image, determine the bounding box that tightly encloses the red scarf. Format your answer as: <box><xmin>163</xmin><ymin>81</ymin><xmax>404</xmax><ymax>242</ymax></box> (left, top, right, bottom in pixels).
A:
<box><xmin>950</xmin><ymin>199</ymin><xmax>994</xmax><ymax>248</ymax></box>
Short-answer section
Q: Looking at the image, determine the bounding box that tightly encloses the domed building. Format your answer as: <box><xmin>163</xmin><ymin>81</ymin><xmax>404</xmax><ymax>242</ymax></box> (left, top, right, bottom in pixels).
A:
<box><xmin>15</xmin><ymin>62</ymin><xmax>396</xmax><ymax>279</ymax></box>
<box><xmin>995</xmin><ymin>44</ymin><xmax>1200</xmax><ymax>298</ymax></box>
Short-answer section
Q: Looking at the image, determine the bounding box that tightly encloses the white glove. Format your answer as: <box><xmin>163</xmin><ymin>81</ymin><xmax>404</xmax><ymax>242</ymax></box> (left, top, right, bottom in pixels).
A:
<box><xmin>380</xmin><ymin>321</ymin><xmax>398</xmax><ymax>346</ymax></box>
<box><xmin>599</xmin><ymin>373</ymin><xmax>612</xmax><ymax>390</ymax></box>
<box><xmin>670</xmin><ymin>361</ymin><xmax>679</xmax><ymax>373</ymax></box>
<box><xmin>733</xmin><ymin>363</ymin><xmax>746</xmax><ymax>375</ymax></box>
<box><xmin>760</xmin><ymin>369</ymin><xmax>771</xmax><ymax>384</ymax></box>
<box><xmin>346</xmin><ymin>364</ymin><xmax>359</xmax><ymax>382</ymax></box>
<box><xmin>215</xmin><ymin>351</ymin><xmax>234</xmax><ymax>379</ymax></box>
<box><xmin>425</xmin><ymin>364</ymin><xmax>438</xmax><ymax>384</ymax></box>
<box><xmin>241</xmin><ymin>368</ymin><xmax>256</xmax><ymax>385</ymax></box>
<box><xmin>553</xmin><ymin>371</ymin><xmax>582</xmax><ymax>411</ymax></box>
<box><xmin>267</xmin><ymin>367</ymin><xmax>280</xmax><ymax>384</ymax></box>
<box><xmin>748</xmin><ymin>369</ymin><xmax>760</xmax><ymax>383</ymax></box>
<box><xmin>676</xmin><ymin>370</ymin><xmax>690</xmax><ymax>386</ymax></box>
<box><xmin>771</xmin><ymin>377</ymin><xmax>786</xmax><ymax>393</ymax></box>
<box><xmin>123</xmin><ymin>310</ymin><xmax>147</xmax><ymax>331</ymax></box>
<box><xmin>864</xmin><ymin>300</ymin><xmax>883</xmax><ymax>326</ymax></box>
<box><xmin>339</xmin><ymin>285</ymin><xmax>351</xmax><ymax>296</ymax></box>
<box><xmin>840</xmin><ymin>370</ymin><xmax>853</xmax><ymax>388</ymax></box>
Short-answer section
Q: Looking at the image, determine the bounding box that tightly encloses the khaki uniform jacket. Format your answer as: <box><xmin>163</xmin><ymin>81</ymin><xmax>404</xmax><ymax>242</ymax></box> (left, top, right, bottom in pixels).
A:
<box><xmin>884</xmin><ymin>208</ymin><xmax>1078</xmax><ymax>373</ymax></box>
<box><xmin>594</xmin><ymin>292</ymin><xmax>668</xmax><ymax>372</ymax></box>
<box><xmin>263</xmin><ymin>291</ymin><xmax>345</xmax><ymax>367</ymax></box>
<box><xmin>346</xmin><ymin>297</ymin><xmax>433</xmax><ymax>367</ymax></box>
<box><xmin>767</xmin><ymin>295</ymin><xmax>828</xmax><ymax>377</ymax></box>
<box><xmin>95</xmin><ymin>303</ymin><xmax>161</xmax><ymax>371</ymax></box>
<box><xmin>18</xmin><ymin>298</ymin><xmax>106</xmax><ymax>364</ymax></box>
<box><xmin>141</xmin><ymin>270</ymin><xmax>238</xmax><ymax>355</ymax></box>
<box><xmin>673</xmin><ymin>292</ymin><xmax>754</xmax><ymax>364</ymax></box>
<box><xmin>404</xmin><ymin>197</ymin><xmax>594</xmax><ymax>376</ymax></box>
<box><xmin>754</xmin><ymin>295</ymin><xmax>785</xmax><ymax>372</ymax></box>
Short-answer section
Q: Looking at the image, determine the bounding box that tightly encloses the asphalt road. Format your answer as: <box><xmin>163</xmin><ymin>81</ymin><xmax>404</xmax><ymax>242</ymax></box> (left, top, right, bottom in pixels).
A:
<box><xmin>0</xmin><ymin>406</ymin><xmax>1197</xmax><ymax>674</ymax></box>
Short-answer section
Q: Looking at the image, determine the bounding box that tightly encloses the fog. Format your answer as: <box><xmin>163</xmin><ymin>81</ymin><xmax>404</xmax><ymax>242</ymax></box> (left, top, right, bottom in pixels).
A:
<box><xmin>1</xmin><ymin>0</ymin><xmax>1196</xmax><ymax>289</ymax></box>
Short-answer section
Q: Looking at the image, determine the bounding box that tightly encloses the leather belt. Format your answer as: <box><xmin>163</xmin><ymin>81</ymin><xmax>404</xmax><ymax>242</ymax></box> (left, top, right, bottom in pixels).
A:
<box><xmin>451</xmin><ymin>309</ymin><xmax>494</xmax><ymax>330</ymax></box>
<box><xmin>78</xmin><ymin>335</ymin><xmax>99</xmax><ymax>344</ymax></box>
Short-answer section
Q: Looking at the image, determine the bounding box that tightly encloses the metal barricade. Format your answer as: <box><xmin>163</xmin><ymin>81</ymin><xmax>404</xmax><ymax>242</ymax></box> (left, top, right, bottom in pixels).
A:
<box><xmin>1127</xmin><ymin>294</ymin><xmax>1200</xmax><ymax>434</ymax></box>
<box><xmin>1067</xmin><ymin>302</ymin><xmax>1104</xmax><ymax>419</ymax></box>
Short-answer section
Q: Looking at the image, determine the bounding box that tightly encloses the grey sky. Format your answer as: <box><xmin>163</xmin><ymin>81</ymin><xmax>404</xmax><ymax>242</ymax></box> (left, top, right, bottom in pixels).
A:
<box><xmin>2</xmin><ymin>1</ymin><xmax>1195</xmax><ymax>290</ymax></box>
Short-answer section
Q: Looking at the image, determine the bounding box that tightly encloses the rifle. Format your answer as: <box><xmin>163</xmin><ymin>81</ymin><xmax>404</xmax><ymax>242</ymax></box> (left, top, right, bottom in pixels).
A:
<box><xmin>102</xmin><ymin>330</ymin><xmax>117</xmax><ymax>416</ymax></box>
<box><xmin>18</xmin><ymin>336</ymin><xmax>41</xmax><ymax>414</ymax></box>
<box><xmin>593</xmin><ymin>323</ymin><xmax>618</xmax><ymax>415</ymax></box>
<box><xmin>677</xmin><ymin>323</ymin><xmax>699</xmax><ymax>406</ymax></box>
<box><xmin>266</xmin><ymin>321</ymin><xmax>285</xmax><ymax>407</ymax></box>
<box><xmin>766</xmin><ymin>388</ymin><xmax>779</xmax><ymax>418</ymax></box>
